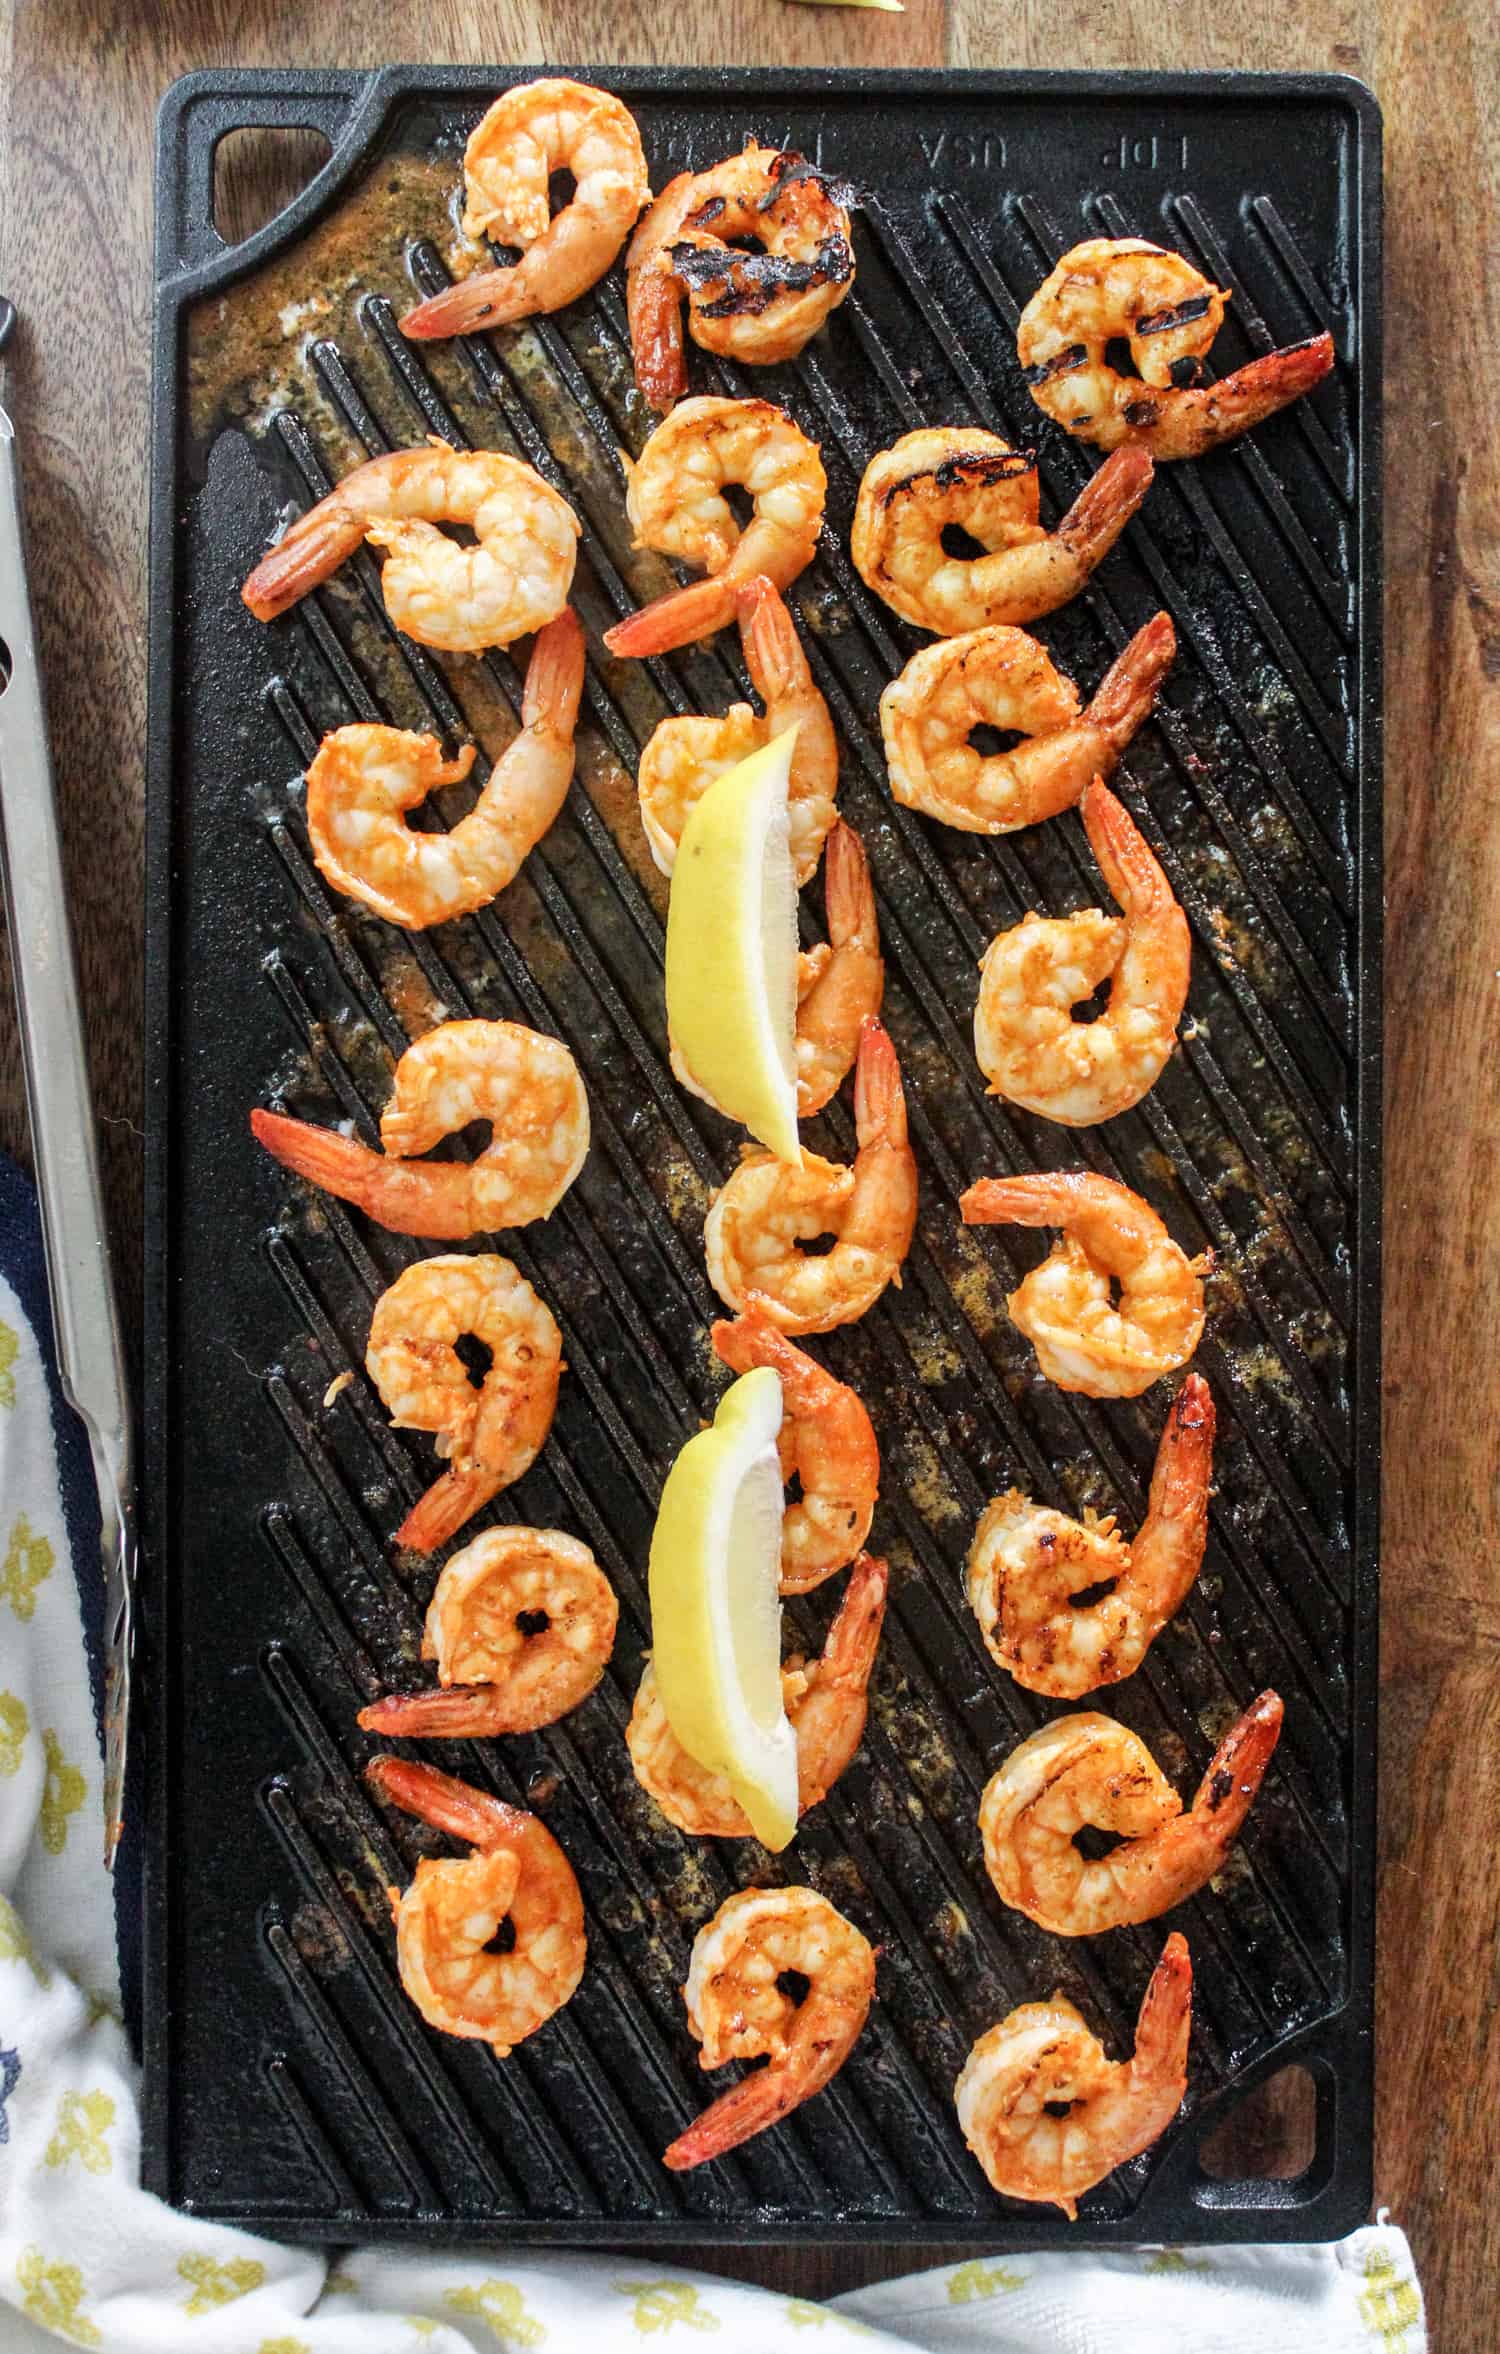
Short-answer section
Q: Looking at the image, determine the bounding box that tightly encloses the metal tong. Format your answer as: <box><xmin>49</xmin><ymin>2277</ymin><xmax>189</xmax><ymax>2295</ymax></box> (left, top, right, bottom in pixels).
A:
<box><xmin>0</xmin><ymin>298</ymin><xmax>135</xmax><ymax>1866</ymax></box>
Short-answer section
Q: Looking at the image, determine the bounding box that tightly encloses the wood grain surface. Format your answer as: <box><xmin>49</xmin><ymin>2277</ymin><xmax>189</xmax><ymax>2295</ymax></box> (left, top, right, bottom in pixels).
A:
<box><xmin>1</xmin><ymin>1</ymin><xmax>1496</xmax><ymax>2339</ymax></box>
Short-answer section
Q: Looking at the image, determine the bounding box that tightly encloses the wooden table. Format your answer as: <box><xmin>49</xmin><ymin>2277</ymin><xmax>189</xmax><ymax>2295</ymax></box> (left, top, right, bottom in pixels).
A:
<box><xmin>1</xmin><ymin>2</ymin><xmax>1495</xmax><ymax>2340</ymax></box>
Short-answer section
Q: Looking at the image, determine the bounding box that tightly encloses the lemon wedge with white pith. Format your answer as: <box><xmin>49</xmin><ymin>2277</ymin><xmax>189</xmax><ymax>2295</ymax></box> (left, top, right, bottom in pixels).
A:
<box><xmin>664</xmin><ymin>728</ymin><xmax>801</xmax><ymax>1164</ymax></box>
<box><xmin>647</xmin><ymin>1367</ymin><xmax>798</xmax><ymax>1850</ymax></box>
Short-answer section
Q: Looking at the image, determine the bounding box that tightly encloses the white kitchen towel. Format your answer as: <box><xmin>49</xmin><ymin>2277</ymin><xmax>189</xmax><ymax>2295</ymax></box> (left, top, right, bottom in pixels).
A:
<box><xmin>0</xmin><ymin>1158</ymin><xmax>1424</xmax><ymax>2353</ymax></box>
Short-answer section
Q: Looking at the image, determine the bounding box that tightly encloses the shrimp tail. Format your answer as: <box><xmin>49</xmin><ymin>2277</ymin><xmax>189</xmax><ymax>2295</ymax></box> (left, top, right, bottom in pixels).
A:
<box><xmin>664</xmin><ymin>2066</ymin><xmax>804</xmax><ymax>2171</ymax></box>
<box><xmin>735</xmin><ymin>572</ymin><xmax>810</xmax><ymax>702</ymax></box>
<box><xmin>252</xmin><ymin>1106</ymin><xmax>496</xmax><ymax>1240</ymax></box>
<box><xmin>1083</xmin><ymin>610</ymin><xmax>1177</xmax><ymax>739</ymax></box>
<box><xmin>627</xmin><ymin>252</ymin><xmax>688</xmax><ymax>412</ymax></box>
<box><xmin>821</xmin><ymin>1552</ymin><xmax>889</xmax><ymax>1688</ymax></box>
<box><xmin>358</xmin><ymin>1684</ymin><xmax>514</xmax><ymax>1738</ymax></box>
<box><xmin>1131</xmin><ymin>1930</ymin><xmax>1193</xmax><ymax>2085</ymax></box>
<box><xmin>365</xmin><ymin>1753</ymin><xmax>524</xmax><ymax>1847</ymax></box>
<box><xmin>1210</xmin><ymin>333</ymin><xmax>1335</xmax><ymax>430</ymax></box>
<box><xmin>400</xmin><ymin>267</ymin><xmax>537</xmax><ymax>341</ymax></box>
<box><xmin>823</xmin><ymin>819</ymin><xmax>876</xmax><ymax>953</ymax></box>
<box><xmin>852</xmin><ymin>1015</ymin><xmax>907</xmax><ymax>1149</ymax></box>
<box><xmin>1191</xmin><ymin>1690</ymin><xmax>1283</xmax><ymax>1837</ymax></box>
<box><xmin>242</xmin><ymin>498</ymin><xmax>366</xmax><ymax>621</ymax></box>
<box><xmin>251</xmin><ymin>1108</ymin><xmax>385</xmax><ymax>1204</ymax></box>
<box><xmin>960</xmin><ymin>1175</ymin><xmax>1049</xmax><ymax>1227</ymax></box>
<box><xmin>663</xmin><ymin>2019</ymin><xmax>851</xmax><ymax>2170</ymax></box>
<box><xmin>395</xmin><ymin>1464</ymin><xmax>507</xmax><ymax>1555</ymax></box>
<box><xmin>1151</xmin><ymin>1371</ymin><xmax>1216</xmax><ymax>1519</ymax></box>
<box><xmin>793</xmin><ymin>826</ymin><xmax>882</xmax><ymax>1119</ymax></box>
<box><xmin>604</xmin><ymin>573</ymin><xmax>738</xmax><ymax>658</ymax></box>
<box><xmin>522</xmin><ymin>605</ymin><xmax>587</xmax><ymax>731</ymax></box>
<box><xmin>1081</xmin><ymin>776</ymin><xmax>1174</xmax><ymax>914</ymax></box>
<box><xmin>711</xmin><ymin>1298</ymin><xmax>804</xmax><ymax>1387</ymax></box>
<box><xmin>1055</xmin><ymin>443</ymin><xmax>1154</xmax><ymax>569</ymax></box>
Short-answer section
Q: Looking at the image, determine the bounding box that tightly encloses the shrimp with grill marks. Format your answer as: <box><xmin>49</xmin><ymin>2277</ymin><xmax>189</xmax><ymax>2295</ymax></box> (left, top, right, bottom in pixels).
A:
<box><xmin>365</xmin><ymin>1254</ymin><xmax>563</xmax><ymax>1555</ymax></box>
<box><xmin>627</xmin><ymin>1551</ymin><xmax>887</xmax><ymax>1834</ymax></box>
<box><xmin>664</xmin><ymin>1886</ymin><xmax>876</xmax><ymax>2168</ymax></box>
<box><xmin>367</xmin><ymin>1755</ymin><xmax>584</xmax><ymax>2054</ymax></box>
<box><xmin>956</xmin><ymin>1934</ymin><xmax>1191</xmax><ymax>2215</ymax></box>
<box><xmin>705</xmin><ymin>1017</ymin><xmax>917</xmax><ymax>1334</ymax></box>
<box><xmin>973</xmin><ymin>777</ymin><xmax>1190</xmax><ymax>1122</ymax></box>
<box><xmin>637</xmin><ymin>575</ymin><xmax>839</xmax><ymax>887</ymax></box>
<box><xmin>603</xmin><ymin>398</ymin><xmax>826</xmax><ymax>657</ymax></box>
<box><xmin>241</xmin><ymin>440</ymin><xmax>579</xmax><ymax>651</ymax></box>
<box><xmin>713</xmin><ymin>1304</ymin><xmax>879</xmax><ymax>1591</ymax></box>
<box><xmin>401</xmin><ymin>80</ymin><xmax>649</xmax><ymax>339</ymax></box>
<box><xmin>628</xmin><ymin>143</ymin><xmax>855</xmax><ymax>412</ymax></box>
<box><xmin>1017</xmin><ymin>237</ymin><xmax>1334</xmax><ymax>460</ymax></box>
<box><xmin>251</xmin><ymin>1019</ymin><xmax>589</xmax><ymax>1238</ymax></box>
<box><xmin>961</xmin><ymin>1170</ymin><xmax>1207</xmax><ymax>1398</ymax></box>
<box><xmin>980</xmin><ymin>1692</ymin><xmax>1283</xmax><ymax>1934</ymax></box>
<box><xmin>967</xmin><ymin>1374</ymin><xmax>1214</xmax><ymax>1698</ymax></box>
<box><xmin>359</xmin><ymin>1528</ymin><xmax>617</xmax><ymax>1737</ymax></box>
<box><xmin>852</xmin><ymin>426</ymin><xmax>1153</xmax><ymax>634</ymax></box>
<box><xmin>880</xmin><ymin>613</ymin><xmax>1174</xmax><ymax>836</ymax></box>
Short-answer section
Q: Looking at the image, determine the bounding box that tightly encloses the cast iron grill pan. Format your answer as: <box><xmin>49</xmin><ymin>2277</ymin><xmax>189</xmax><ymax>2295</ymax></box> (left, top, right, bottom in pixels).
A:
<box><xmin>144</xmin><ymin>66</ymin><xmax>1381</xmax><ymax>2243</ymax></box>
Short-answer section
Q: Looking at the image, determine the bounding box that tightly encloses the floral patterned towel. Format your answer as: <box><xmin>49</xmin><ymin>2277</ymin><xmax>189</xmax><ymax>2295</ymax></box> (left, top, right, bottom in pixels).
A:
<box><xmin>0</xmin><ymin>1155</ymin><xmax>1425</xmax><ymax>2352</ymax></box>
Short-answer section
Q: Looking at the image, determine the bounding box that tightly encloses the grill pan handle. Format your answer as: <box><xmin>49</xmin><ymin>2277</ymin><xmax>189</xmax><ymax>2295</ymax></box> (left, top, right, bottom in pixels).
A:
<box><xmin>155</xmin><ymin>70</ymin><xmax>374</xmax><ymax>276</ymax></box>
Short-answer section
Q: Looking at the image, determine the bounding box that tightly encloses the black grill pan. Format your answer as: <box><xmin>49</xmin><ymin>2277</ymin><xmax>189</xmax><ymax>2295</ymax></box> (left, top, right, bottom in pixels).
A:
<box><xmin>143</xmin><ymin>66</ymin><xmax>1382</xmax><ymax>2245</ymax></box>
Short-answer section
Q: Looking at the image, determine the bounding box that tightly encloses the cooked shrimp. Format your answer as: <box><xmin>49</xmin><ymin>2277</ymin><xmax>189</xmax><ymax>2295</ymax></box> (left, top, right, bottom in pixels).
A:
<box><xmin>980</xmin><ymin>1692</ymin><xmax>1283</xmax><ymax>1934</ymax></box>
<box><xmin>242</xmin><ymin>440</ymin><xmax>579</xmax><ymax>650</ymax></box>
<box><xmin>880</xmin><ymin>613</ymin><xmax>1174</xmax><ymax>835</ymax></box>
<box><xmin>400</xmin><ymin>81</ymin><xmax>649</xmax><ymax>338</ymax></box>
<box><xmin>303</xmin><ymin>611</ymin><xmax>585</xmax><ymax>926</ymax></box>
<box><xmin>713</xmin><ymin>1306</ymin><xmax>878</xmax><ymax>1589</ymax></box>
<box><xmin>1017</xmin><ymin>238</ymin><xmax>1335</xmax><ymax>460</ymax></box>
<box><xmin>366</xmin><ymin>1755</ymin><xmax>584</xmax><ymax>2053</ymax></box>
<box><xmin>359</xmin><ymin>1528</ymin><xmax>617</xmax><ymax>1737</ymax></box>
<box><xmin>663</xmin><ymin>1885</ymin><xmax>876</xmax><ymax>2167</ymax></box>
<box><xmin>627</xmin><ymin>143</ymin><xmax>855</xmax><ymax>411</ymax></box>
<box><xmin>851</xmin><ymin>427</ymin><xmax>1153</xmax><ymax>634</ymax></box>
<box><xmin>365</xmin><ymin>1254</ymin><xmax>562</xmax><ymax>1555</ymax></box>
<box><xmin>704</xmin><ymin>1017</ymin><xmax>917</xmax><ymax>1334</ymax></box>
<box><xmin>795</xmin><ymin>822</ymin><xmax>884</xmax><ymax>1117</ymax></box>
<box><xmin>974</xmin><ymin>779</ymin><xmax>1190</xmax><ymax>1121</ymax></box>
<box><xmin>637</xmin><ymin>574</ymin><xmax>839</xmax><ymax>885</ymax></box>
<box><xmin>956</xmin><ymin>1933</ymin><xmax>1191</xmax><ymax>2215</ymax></box>
<box><xmin>603</xmin><ymin>399</ymin><xmax>826</xmax><ymax>657</ymax></box>
<box><xmin>251</xmin><ymin>1020</ymin><xmax>589</xmax><ymax>1238</ymax></box>
<box><xmin>628</xmin><ymin>1551</ymin><xmax>887</xmax><ymax>1834</ymax></box>
<box><xmin>967</xmin><ymin>1374</ymin><xmax>1214</xmax><ymax>1698</ymax></box>
<box><xmin>960</xmin><ymin>1171</ymin><xmax>1207</xmax><ymax>1398</ymax></box>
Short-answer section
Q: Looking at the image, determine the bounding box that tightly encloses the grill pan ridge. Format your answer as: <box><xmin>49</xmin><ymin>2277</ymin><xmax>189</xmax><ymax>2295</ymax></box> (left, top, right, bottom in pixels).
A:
<box><xmin>144</xmin><ymin>67</ymin><xmax>1381</xmax><ymax>2243</ymax></box>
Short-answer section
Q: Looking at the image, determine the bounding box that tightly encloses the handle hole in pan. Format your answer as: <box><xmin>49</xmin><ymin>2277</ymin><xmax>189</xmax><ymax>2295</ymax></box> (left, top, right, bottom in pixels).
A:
<box><xmin>0</xmin><ymin>636</ymin><xmax>11</xmax><ymax>698</ymax></box>
<box><xmin>1196</xmin><ymin>2062</ymin><xmax>1319</xmax><ymax>2184</ymax></box>
<box><xmin>213</xmin><ymin>127</ymin><xmax>333</xmax><ymax>248</ymax></box>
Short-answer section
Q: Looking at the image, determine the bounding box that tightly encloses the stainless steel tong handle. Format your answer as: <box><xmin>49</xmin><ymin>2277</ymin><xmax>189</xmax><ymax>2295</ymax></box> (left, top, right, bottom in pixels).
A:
<box><xmin>0</xmin><ymin>314</ymin><xmax>135</xmax><ymax>1866</ymax></box>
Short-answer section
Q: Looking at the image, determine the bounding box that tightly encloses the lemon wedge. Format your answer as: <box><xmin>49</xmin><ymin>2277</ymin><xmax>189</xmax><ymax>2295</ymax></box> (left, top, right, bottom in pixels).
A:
<box><xmin>665</xmin><ymin>727</ymin><xmax>801</xmax><ymax>1163</ymax></box>
<box><xmin>647</xmin><ymin>1366</ymin><xmax>798</xmax><ymax>1849</ymax></box>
